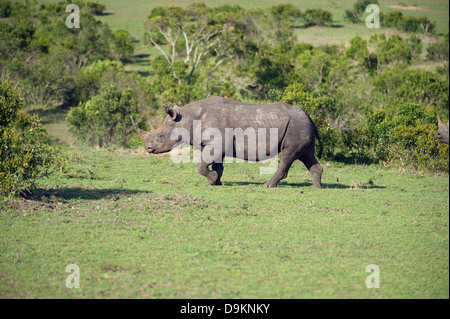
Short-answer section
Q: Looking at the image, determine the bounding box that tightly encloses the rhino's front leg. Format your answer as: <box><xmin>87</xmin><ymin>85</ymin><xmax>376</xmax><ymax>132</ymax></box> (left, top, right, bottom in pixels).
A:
<box><xmin>198</xmin><ymin>160</ymin><xmax>222</xmax><ymax>186</ymax></box>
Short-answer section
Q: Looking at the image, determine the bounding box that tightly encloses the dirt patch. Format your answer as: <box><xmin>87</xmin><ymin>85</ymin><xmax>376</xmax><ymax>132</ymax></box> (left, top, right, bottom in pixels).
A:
<box><xmin>0</xmin><ymin>197</ymin><xmax>63</xmax><ymax>214</ymax></box>
<box><xmin>388</xmin><ymin>5</ymin><xmax>430</xmax><ymax>12</ymax></box>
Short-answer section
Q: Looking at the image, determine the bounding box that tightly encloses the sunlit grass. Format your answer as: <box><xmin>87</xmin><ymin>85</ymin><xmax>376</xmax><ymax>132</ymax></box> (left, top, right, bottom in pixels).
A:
<box><xmin>1</xmin><ymin>148</ymin><xmax>448</xmax><ymax>298</ymax></box>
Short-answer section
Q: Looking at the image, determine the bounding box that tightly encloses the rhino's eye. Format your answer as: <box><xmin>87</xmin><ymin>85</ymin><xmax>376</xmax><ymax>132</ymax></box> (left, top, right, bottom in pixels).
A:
<box><xmin>158</xmin><ymin>134</ymin><xmax>164</xmax><ymax>139</ymax></box>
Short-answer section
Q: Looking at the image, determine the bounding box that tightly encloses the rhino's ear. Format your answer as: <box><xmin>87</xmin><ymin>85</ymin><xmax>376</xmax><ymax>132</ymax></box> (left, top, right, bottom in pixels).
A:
<box><xmin>165</xmin><ymin>105</ymin><xmax>181</xmax><ymax>121</ymax></box>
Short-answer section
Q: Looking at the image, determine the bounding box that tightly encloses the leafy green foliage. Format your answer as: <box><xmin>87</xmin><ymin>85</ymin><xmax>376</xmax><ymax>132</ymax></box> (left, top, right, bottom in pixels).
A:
<box><xmin>365</xmin><ymin>103</ymin><xmax>448</xmax><ymax>171</ymax></box>
<box><xmin>270</xmin><ymin>83</ymin><xmax>337</xmax><ymax>159</ymax></box>
<box><xmin>67</xmin><ymin>84</ymin><xmax>147</xmax><ymax>148</ymax></box>
<box><xmin>0</xmin><ymin>0</ymin><xmax>11</xmax><ymax>17</ymax></box>
<box><xmin>374</xmin><ymin>66</ymin><xmax>449</xmax><ymax>117</ymax></box>
<box><xmin>344</xmin><ymin>0</ymin><xmax>379</xmax><ymax>23</ymax></box>
<box><xmin>111</xmin><ymin>30</ymin><xmax>135</xmax><ymax>61</ymax></box>
<box><xmin>38</xmin><ymin>0</ymin><xmax>105</xmax><ymax>16</ymax></box>
<box><xmin>381</xmin><ymin>10</ymin><xmax>436</xmax><ymax>34</ymax></box>
<box><xmin>302</xmin><ymin>8</ymin><xmax>333</xmax><ymax>27</ymax></box>
<box><xmin>370</xmin><ymin>34</ymin><xmax>413</xmax><ymax>69</ymax></box>
<box><xmin>0</xmin><ymin>0</ymin><xmax>134</xmax><ymax>107</ymax></box>
<box><xmin>0</xmin><ymin>81</ymin><xmax>66</xmax><ymax>196</ymax></box>
<box><xmin>426</xmin><ymin>33</ymin><xmax>449</xmax><ymax>62</ymax></box>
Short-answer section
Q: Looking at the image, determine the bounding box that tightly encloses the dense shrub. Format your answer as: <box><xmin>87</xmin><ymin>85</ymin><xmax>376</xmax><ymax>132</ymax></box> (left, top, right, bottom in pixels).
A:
<box><xmin>71</xmin><ymin>60</ymin><xmax>155</xmax><ymax>113</ymax></box>
<box><xmin>344</xmin><ymin>10</ymin><xmax>359</xmax><ymax>24</ymax></box>
<box><xmin>0</xmin><ymin>1</ymin><xmax>134</xmax><ymax>108</ymax></box>
<box><xmin>39</xmin><ymin>0</ymin><xmax>105</xmax><ymax>15</ymax></box>
<box><xmin>270</xmin><ymin>83</ymin><xmax>338</xmax><ymax>159</ymax></box>
<box><xmin>365</xmin><ymin>103</ymin><xmax>448</xmax><ymax>171</ymax></box>
<box><xmin>381</xmin><ymin>10</ymin><xmax>435</xmax><ymax>34</ymax></box>
<box><xmin>374</xmin><ymin>67</ymin><xmax>449</xmax><ymax>117</ymax></box>
<box><xmin>302</xmin><ymin>8</ymin><xmax>333</xmax><ymax>27</ymax></box>
<box><xmin>344</xmin><ymin>0</ymin><xmax>379</xmax><ymax>23</ymax></box>
<box><xmin>0</xmin><ymin>81</ymin><xmax>66</xmax><ymax>196</ymax></box>
<box><xmin>85</xmin><ymin>1</ymin><xmax>106</xmax><ymax>15</ymax></box>
<box><xmin>112</xmin><ymin>30</ymin><xmax>135</xmax><ymax>61</ymax></box>
<box><xmin>67</xmin><ymin>84</ymin><xmax>149</xmax><ymax>148</ymax></box>
<box><xmin>426</xmin><ymin>33</ymin><xmax>449</xmax><ymax>62</ymax></box>
<box><xmin>380</xmin><ymin>10</ymin><xmax>404</xmax><ymax>28</ymax></box>
<box><xmin>0</xmin><ymin>0</ymin><xmax>11</xmax><ymax>17</ymax></box>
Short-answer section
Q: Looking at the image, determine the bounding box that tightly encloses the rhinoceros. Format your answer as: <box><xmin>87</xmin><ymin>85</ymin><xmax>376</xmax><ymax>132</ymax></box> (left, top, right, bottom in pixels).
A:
<box><xmin>132</xmin><ymin>97</ymin><xmax>323</xmax><ymax>188</ymax></box>
<box><xmin>436</xmin><ymin>115</ymin><xmax>449</xmax><ymax>145</ymax></box>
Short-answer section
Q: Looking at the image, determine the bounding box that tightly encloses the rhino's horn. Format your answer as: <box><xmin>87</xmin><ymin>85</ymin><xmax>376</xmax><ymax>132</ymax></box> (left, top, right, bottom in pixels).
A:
<box><xmin>437</xmin><ymin>114</ymin><xmax>443</xmax><ymax>125</ymax></box>
<box><xmin>130</xmin><ymin>116</ymin><xmax>148</xmax><ymax>140</ymax></box>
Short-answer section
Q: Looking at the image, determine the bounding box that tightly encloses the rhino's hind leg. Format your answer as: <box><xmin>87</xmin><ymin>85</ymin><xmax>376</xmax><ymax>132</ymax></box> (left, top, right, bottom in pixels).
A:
<box><xmin>212</xmin><ymin>162</ymin><xmax>224</xmax><ymax>185</ymax></box>
<box><xmin>298</xmin><ymin>154</ymin><xmax>323</xmax><ymax>189</ymax></box>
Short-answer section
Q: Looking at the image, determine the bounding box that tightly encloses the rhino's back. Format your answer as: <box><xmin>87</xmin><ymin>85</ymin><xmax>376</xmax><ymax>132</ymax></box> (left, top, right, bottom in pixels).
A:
<box><xmin>183</xmin><ymin>97</ymin><xmax>306</xmax><ymax>130</ymax></box>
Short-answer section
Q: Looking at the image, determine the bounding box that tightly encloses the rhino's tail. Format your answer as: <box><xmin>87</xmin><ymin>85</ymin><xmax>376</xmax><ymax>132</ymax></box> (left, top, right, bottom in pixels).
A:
<box><xmin>313</xmin><ymin>122</ymin><xmax>323</xmax><ymax>160</ymax></box>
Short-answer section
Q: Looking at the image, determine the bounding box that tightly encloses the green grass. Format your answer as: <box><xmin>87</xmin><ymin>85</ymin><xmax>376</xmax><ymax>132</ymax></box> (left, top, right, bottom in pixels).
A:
<box><xmin>5</xmin><ymin>0</ymin><xmax>448</xmax><ymax>299</ymax></box>
<box><xmin>1</xmin><ymin>148</ymin><xmax>448</xmax><ymax>298</ymax></box>
<box><xmin>27</xmin><ymin>106</ymin><xmax>73</xmax><ymax>145</ymax></box>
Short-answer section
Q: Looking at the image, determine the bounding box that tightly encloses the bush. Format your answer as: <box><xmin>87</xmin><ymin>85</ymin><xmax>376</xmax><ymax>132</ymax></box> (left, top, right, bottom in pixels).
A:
<box><xmin>344</xmin><ymin>10</ymin><xmax>359</xmax><ymax>24</ymax></box>
<box><xmin>332</xmin><ymin>125</ymin><xmax>376</xmax><ymax>165</ymax></box>
<box><xmin>374</xmin><ymin>67</ymin><xmax>449</xmax><ymax>117</ymax></box>
<box><xmin>86</xmin><ymin>1</ymin><xmax>106</xmax><ymax>15</ymax></box>
<box><xmin>0</xmin><ymin>2</ymin><xmax>130</xmax><ymax>108</ymax></box>
<box><xmin>0</xmin><ymin>0</ymin><xmax>11</xmax><ymax>17</ymax></box>
<box><xmin>302</xmin><ymin>8</ymin><xmax>333</xmax><ymax>27</ymax></box>
<box><xmin>71</xmin><ymin>60</ymin><xmax>154</xmax><ymax>111</ymax></box>
<box><xmin>365</xmin><ymin>103</ymin><xmax>448</xmax><ymax>171</ymax></box>
<box><xmin>0</xmin><ymin>81</ymin><xmax>66</xmax><ymax>197</ymax></box>
<box><xmin>274</xmin><ymin>83</ymin><xmax>338</xmax><ymax>159</ymax></box>
<box><xmin>39</xmin><ymin>0</ymin><xmax>106</xmax><ymax>15</ymax></box>
<box><xmin>380</xmin><ymin>10</ymin><xmax>404</xmax><ymax>28</ymax></box>
<box><xmin>380</xmin><ymin>10</ymin><xmax>435</xmax><ymax>34</ymax></box>
<box><xmin>112</xmin><ymin>30</ymin><xmax>135</xmax><ymax>61</ymax></box>
<box><xmin>426</xmin><ymin>33</ymin><xmax>449</xmax><ymax>62</ymax></box>
<box><xmin>344</xmin><ymin>0</ymin><xmax>379</xmax><ymax>23</ymax></box>
<box><xmin>67</xmin><ymin>84</ymin><xmax>148</xmax><ymax>148</ymax></box>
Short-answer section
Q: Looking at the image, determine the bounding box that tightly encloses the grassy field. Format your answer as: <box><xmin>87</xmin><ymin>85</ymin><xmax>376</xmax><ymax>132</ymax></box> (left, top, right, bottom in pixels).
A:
<box><xmin>2</xmin><ymin>0</ymin><xmax>448</xmax><ymax>300</ymax></box>
<box><xmin>0</xmin><ymin>147</ymin><xmax>448</xmax><ymax>298</ymax></box>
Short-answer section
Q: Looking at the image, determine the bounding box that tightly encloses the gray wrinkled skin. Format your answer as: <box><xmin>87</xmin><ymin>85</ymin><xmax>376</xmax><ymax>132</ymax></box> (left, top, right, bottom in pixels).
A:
<box><xmin>437</xmin><ymin>115</ymin><xmax>449</xmax><ymax>145</ymax></box>
<box><xmin>134</xmin><ymin>97</ymin><xmax>323</xmax><ymax>188</ymax></box>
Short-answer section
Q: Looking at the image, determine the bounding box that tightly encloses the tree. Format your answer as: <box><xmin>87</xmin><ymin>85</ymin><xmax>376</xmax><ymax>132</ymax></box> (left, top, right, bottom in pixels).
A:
<box><xmin>0</xmin><ymin>80</ymin><xmax>66</xmax><ymax>196</ymax></box>
<box><xmin>112</xmin><ymin>30</ymin><xmax>135</xmax><ymax>61</ymax></box>
<box><xmin>374</xmin><ymin>67</ymin><xmax>449</xmax><ymax>117</ymax></box>
<box><xmin>344</xmin><ymin>0</ymin><xmax>379</xmax><ymax>23</ymax></box>
<box><xmin>426</xmin><ymin>33</ymin><xmax>449</xmax><ymax>63</ymax></box>
<box><xmin>346</xmin><ymin>36</ymin><xmax>377</xmax><ymax>73</ymax></box>
<box><xmin>302</xmin><ymin>8</ymin><xmax>333</xmax><ymax>27</ymax></box>
<box><xmin>0</xmin><ymin>1</ymin><xmax>132</xmax><ymax>107</ymax></box>
<box><xmin>277</xmin><ymin>83</ymin><xmax>338</xmax><ymax>159</ymax></box>
<box><xmin>365</xmin><ymin>103</ymin><xmax>448</xmax><ymax>171</ymax></box>
<box><xmin>67</xmin><ymin>84</ymin><xmax>145</xmax><ymax>147</ymax></box>
<box><xmin>145</xmin><ymin>5</ymin><xmax>239</xmax><ymax>87</ymax></box>
<box><xmin>269</xmin><ymin>4</ymin><xmax>302</xmax><ymax>26</ymax></box>
<box><xmin>370</xmin><ymin>34</ymin><xmax>413</xmax><ymax>72</ymax></box>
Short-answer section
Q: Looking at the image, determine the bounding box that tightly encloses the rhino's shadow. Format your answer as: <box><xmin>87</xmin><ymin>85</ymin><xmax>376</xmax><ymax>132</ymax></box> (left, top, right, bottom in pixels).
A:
<box><xmin>29</xmin><ymin>187</ymin><xmax>150</xmax><ymax>201</ymax></box>
<box><xmin>224</xmin><ymin>181</ymin><xmax>386</xmax><ymax>189</ymax></box>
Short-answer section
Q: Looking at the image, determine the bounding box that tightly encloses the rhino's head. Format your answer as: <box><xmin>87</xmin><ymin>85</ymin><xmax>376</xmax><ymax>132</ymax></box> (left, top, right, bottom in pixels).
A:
<box><xmin>132</xmin><ymin>105</ymin><xmax>182</xmax><ymax>154</ymax></box>
<box><xmin>436</xmin><ymin>115</ymin><xmax>449</xmax><ymax>145</ymax></box>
